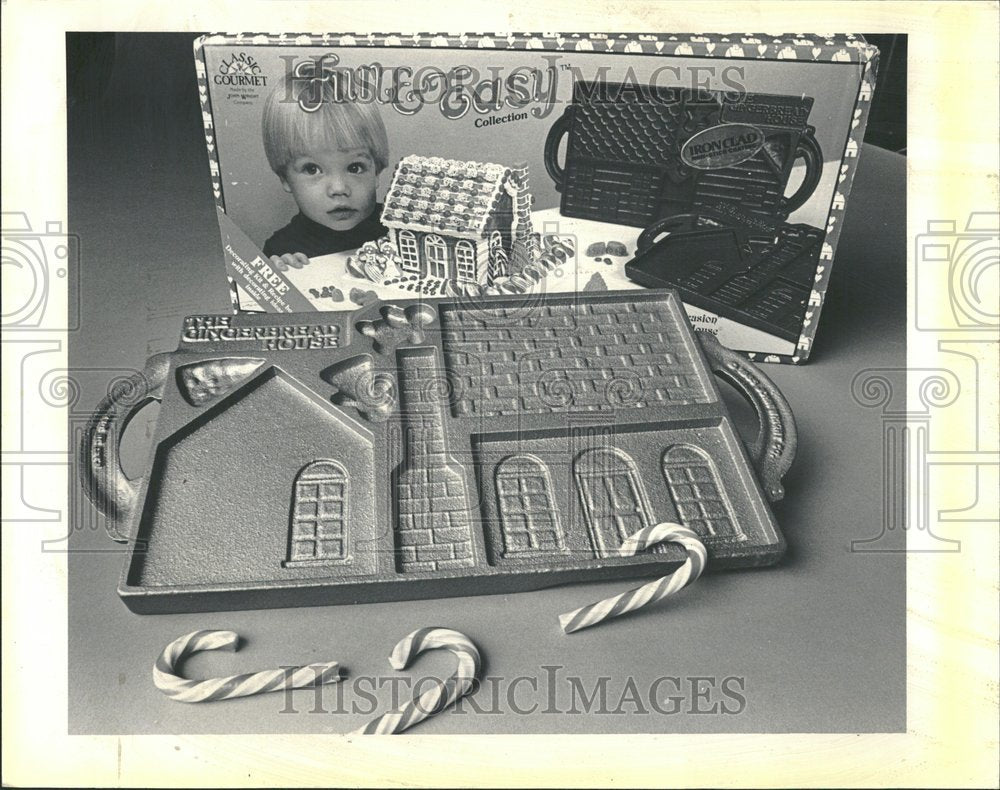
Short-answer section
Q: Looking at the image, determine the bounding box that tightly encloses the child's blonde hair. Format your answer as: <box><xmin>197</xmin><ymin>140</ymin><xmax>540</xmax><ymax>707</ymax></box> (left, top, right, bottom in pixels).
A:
<box><xmin>261</xmin><ymin>76</ymin><xmax>389</xmax><ymax>176</ymax></box>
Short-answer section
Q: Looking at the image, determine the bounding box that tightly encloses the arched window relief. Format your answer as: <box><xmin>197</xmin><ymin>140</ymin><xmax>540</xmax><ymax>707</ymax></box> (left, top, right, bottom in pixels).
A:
<box><xmin>284</xmin><ymin>460</ymin><xmax>350</xmax><ymax>567</ymax></box>
<box><xmin>495</xmin><ymin>454</ymin><xmax>566</xmax><ymax>556</ymax></box>
<box><xmin>398</xmin><ymin>230</ymin><xmax>420</xmax><ymax>273</ymax></box>
<box><xmin>661</xmin><ymin>444</ymin><xmax>742</xmax><ymax>540</ymax></box>
<box><xmin>424</xmin><ymin>234</ymin><xmax>449</xmax><ymax>279</ymax></box>
<box><xmin>573</xmin><ymin>447</ymin><xmax>652</xmax><ymax>557</ymax></box>
<box><xmin>455</xmin><ymin>240</ymin><xmax>477</xmax><ymax>283</ymax></box>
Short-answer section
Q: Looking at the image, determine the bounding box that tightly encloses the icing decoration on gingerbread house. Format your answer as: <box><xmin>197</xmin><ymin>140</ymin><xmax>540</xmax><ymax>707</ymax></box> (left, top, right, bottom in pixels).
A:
<box><xmin>381</xmin><ymin>155</ymin><xmax>538</xmax><ymax>287</ymax></box>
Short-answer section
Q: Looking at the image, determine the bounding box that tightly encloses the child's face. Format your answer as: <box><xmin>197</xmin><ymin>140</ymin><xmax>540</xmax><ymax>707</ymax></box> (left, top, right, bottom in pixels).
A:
<box><xmin>281</xmin><ymin>147</ymin><xmax>378</xmax><ymax>232</ymax></box>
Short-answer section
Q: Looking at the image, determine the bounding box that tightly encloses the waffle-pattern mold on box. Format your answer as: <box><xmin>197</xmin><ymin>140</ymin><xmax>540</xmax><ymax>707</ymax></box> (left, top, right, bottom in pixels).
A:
<box><xmin>544</xmin><ymin>84</ymin><xmax>824</xmax><ymax>230</ymax></box>
<box><xmin>81</xmin><ymin>291</ymin><xmax>796</xmax><ymax>614</ymax></box>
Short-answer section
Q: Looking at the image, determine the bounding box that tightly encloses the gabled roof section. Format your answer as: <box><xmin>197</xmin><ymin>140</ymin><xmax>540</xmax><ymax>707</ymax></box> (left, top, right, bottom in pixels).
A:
<box><xmin>381</xmin><ymin>155</ymin><xmax>511</xmax><ymax>238</ymax></box>
<box><xmin>162</xmin><ymin>365</ymin><xmax>375</xmax><ymax>446</ymax></box>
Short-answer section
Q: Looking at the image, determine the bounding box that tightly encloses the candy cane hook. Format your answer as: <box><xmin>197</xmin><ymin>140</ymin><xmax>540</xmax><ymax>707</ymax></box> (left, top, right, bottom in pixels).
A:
<box><xmin>153</xmin><ymin>629</ymin><xmax>342</xmax><ymax>703</ymax></box>
<box><xmin>353</xmin><ymin>627</ymin><xmax>481</xmax><ymax>734</ymax></box>
<box><xmin>559</xmin><ymin>523</ymin><xmax>708</xmax><ymax>634</ymax></box>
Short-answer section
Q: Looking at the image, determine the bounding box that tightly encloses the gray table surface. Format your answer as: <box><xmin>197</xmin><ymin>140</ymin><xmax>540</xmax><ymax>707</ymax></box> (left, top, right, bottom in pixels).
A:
<box><xmin>66</xmin><ymin>35</ymin><xmax>905</xmax><ymax>734</ymax></box>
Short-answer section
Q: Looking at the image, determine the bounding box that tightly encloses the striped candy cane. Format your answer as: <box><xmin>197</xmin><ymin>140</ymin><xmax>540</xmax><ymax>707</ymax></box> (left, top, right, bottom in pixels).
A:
<box><xmin>353</xmin><ymin>627</ymin><xmax>481</xmax><ymax>734</ymax></box>
<box><xmin>153</xmin><ymin>629</ymin><xmax>342</xmax><ymax>703</ymax></box>
<box><xmin>559</xmin><ymin>523</ymin><xmax>708</xmax><ymax>634</ymax></box>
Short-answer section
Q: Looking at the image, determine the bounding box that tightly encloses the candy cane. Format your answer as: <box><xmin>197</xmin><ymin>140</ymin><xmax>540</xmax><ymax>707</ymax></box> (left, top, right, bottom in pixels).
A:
<box><xmin>153</xmin><ymin>629</ymin><xmax>342</xmax><ymax>703</ymax></box>
<box><xmin>559</xmin><ymin>523</ymin><xmax>708</xmax><ymax>634</ymax></box>
<box><xmin>353</xmin><ymin>627</ymin><xmax>481</xmax><ymax>734</ymax></box>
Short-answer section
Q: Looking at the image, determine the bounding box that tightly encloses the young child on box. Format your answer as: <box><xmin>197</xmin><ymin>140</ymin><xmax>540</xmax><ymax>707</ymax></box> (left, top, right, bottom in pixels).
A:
<box><xmin>261</xmin><ymin>76</ymin><xmax>389</xmax><ymax>271</ymax></box>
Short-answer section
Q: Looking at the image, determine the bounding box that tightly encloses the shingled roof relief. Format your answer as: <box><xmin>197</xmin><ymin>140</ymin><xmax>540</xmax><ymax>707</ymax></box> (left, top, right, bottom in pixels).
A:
<box><xmin>382</xmin><ymin>155</ymin><xmax>511</xmax><ymax>238</ymax></box>
<box><xmin>569</xmin><ymin>96</ymin><xmax>692</xmax><ymax>167</ymax></box>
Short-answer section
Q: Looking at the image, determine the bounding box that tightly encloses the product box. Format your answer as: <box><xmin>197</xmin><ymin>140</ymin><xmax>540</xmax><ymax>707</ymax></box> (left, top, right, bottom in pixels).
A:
<box><xmin>194</xmin><ymin>33</ymin><xmax>878</xmax><ymax>363</ymax></box>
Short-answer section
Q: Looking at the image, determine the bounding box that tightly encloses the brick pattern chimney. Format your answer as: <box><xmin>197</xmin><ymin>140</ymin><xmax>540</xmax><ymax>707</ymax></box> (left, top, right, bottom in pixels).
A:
<box><xmin>393</xmin><ymin>347</ymin><xmax>475</xmax><ymax>572</ymax></box>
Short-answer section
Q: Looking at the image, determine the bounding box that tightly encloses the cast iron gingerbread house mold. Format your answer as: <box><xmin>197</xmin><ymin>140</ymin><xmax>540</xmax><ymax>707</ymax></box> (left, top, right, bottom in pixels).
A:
<box><xmin>81</xmin><ymin>290</ymin><xmax>796</xmax><ymax>613</ymax></box>
<box><xmin>625</xmin><ymin>220</ymin><xmax>826</xmax><ymax>343</ymax></box>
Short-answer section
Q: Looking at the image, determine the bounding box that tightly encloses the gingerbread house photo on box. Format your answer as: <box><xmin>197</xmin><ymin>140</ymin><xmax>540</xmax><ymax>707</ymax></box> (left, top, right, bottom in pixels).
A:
<box><xmin>381</xmin><ymin>155</ymin><xmax>540</xmax><ymax>287</ymax></box>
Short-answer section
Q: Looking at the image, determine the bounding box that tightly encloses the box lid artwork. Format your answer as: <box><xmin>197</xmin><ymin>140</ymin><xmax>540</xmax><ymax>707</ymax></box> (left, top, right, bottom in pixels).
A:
<box><xmin>194</xmin><ymin>33</ymin><xmax>878</xmax><ymax>363</ymax></box>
